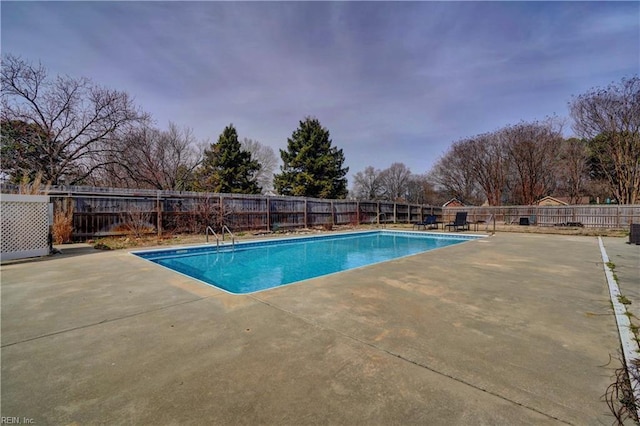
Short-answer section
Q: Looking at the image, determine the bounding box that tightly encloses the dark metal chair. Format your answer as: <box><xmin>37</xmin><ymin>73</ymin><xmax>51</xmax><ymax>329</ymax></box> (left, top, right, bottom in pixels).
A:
<box><xmin>413</xmin><ymin>215</ymin><xmax>438</xmax><ymax>230</ymax></box>
<box><xmin>445</xmin><ymin>212</ymin><xmax>469</xmax><ymax>231</ymax></box>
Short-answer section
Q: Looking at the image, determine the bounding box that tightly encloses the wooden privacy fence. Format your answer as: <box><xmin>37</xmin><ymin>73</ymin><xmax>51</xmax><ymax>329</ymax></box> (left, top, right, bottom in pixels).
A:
<box><xmin>21</xmin><ymin>185</ymin><xmax>442</xmax><ymax>240</ymax></box>
<box><xmin>444</xmin><ymin>205</ymin><xmax>640</xmax><ymax>228</ymax></box>
<box><xmin>4</xmin><ymin>184</ymin><xmax>637</xmax><ymax>240</ymax></box>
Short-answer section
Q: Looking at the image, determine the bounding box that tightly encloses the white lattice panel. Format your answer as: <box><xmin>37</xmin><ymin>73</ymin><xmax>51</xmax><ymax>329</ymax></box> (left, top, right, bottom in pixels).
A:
<box><xmin>1</xmin><ymin>194</ymin><xmax>50</xmax><ymax>261</ymax></box>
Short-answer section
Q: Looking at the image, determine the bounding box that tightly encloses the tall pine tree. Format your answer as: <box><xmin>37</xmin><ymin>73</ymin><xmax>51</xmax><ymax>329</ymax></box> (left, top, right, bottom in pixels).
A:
<box><xmin>197</xmin><ymin>124</ymin><xmax>261</xmax><ymax>194</ymax></box>
<box><xmin>274</xmin><ymin>117</ymin><xmax>348</xmax><ymax>198</ymax></box>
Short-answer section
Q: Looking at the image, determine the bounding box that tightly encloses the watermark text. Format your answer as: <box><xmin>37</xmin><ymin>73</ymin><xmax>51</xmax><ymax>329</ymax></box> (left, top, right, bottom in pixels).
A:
<box><xmin>1</xmin><ymin>417</ymin><xmax>35</xmax><ymax>424</ymax></box>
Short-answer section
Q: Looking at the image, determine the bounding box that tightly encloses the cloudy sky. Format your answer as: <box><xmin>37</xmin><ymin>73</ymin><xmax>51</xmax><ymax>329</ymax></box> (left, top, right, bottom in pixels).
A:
<box><xmin>2</xmin><ymin>1</ymin><xmax>638</xmax><ymax>185</ymax></box>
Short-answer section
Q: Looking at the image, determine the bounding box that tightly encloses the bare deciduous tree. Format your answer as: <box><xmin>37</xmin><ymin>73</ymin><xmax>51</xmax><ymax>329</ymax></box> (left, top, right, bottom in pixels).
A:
<box><xmin>429</xmin><ymin>141</ymin><xmax>484</xmax><ymax>205</ymax></box>
<box><xmin>557</xmin><ymin>137</ymin><xmax>589</xmax><ymax>204</ymax></box>
<box><xmin>465</xmin><ymin>133</ymin><xmax>510</xmax><ymax>206</ymax></box>
<box><xmin>351</xmin><ymin>166</ymin><xmax>384</xmax><ymax>200</ymax></box>
<box><xmin>405</xmin><ymin>173</ymin><xmax>436</xmax><ymax>205</ymax></box>
<box><xmin>379</xmin><ymin>162</ymin><xmax>412</xmax><ymax>201</ymax></box>
<box><xmin>240</xmin><ymin>138</ymin><xmax>277</xmax><ymax>192</ymax></box>
<box><xmin>429</xmin><ymin>120</ymin><xmax>564</xmax><ymax>205</ymax></box>
<box><xmin>102</xmin><ymin>122</ymin><xmax>202</xmax><ymax>190</ymax></box>
<box><xmin>502</xmin><ymin>119</ymin><xmax>563</xmax><ymax>205</ymax></box>
<box><xmin>1</xmin><ymin>54</ymin><xmax>148</xmax><ymax>185</ymax></box>
<box><xmin>351</xmin><ymin>166</ymin><xmax>437</xmax><ymax>204</ymax></box>
<box><xmin>570</xmin><ymin>76</ymin><xmax>640</xmax><ymax>204</ymax></box>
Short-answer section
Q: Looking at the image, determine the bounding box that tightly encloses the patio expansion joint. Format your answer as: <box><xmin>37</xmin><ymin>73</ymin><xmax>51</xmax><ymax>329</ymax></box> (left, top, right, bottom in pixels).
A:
<box><xmin>250</xmin><ymin>294</ymin><xmax>572</xmax><ymax>425</ymax></box>
<box><xmin>0</xmin><ymin>295</ymin><xmax>211</xmax><ymax>348</ymax></box>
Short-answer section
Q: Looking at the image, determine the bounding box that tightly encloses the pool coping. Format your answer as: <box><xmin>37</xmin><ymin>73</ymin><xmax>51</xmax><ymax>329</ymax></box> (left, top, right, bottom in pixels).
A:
<box><xmin>131</xmin><ymin>229</ymin><xmax>486</xmax><ymax>295</ymax></box>
<box><xmin>131</xmin><ymin>229</ymin><xmax>483</xmax><ymax>256</ymax></box>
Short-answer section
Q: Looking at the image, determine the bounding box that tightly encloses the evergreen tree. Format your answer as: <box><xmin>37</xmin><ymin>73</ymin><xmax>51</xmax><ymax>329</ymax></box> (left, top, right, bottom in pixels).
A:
<box><xmin>1</xmin><ymin>120</ymin><xmax>51</xmax><ymax>183</ymax></box>
<box><xmin>196</xmin><ymin>125</ymin><xmax>261</xmax><ymax>194</ymax></box>
<box><xmin>274</xmin><ymin>117</ymin><xmax>348</xmax><ymax>198</ymax></box>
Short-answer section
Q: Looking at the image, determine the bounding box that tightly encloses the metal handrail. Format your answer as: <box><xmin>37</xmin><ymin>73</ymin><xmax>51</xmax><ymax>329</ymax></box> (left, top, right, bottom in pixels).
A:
<box><xmin>206</xmin><ymin>226</ymin><xmax>220</xmax><ymax>250</ymax></box>
<box><xmin>206</xmin><ymin>225</ymin><xmax>235</xmax><ymax>251</ymax></box>
<box><xmin>222</xmin><ymin>225</ymin><xmax>235</xmax><ymax>248</ymax></box>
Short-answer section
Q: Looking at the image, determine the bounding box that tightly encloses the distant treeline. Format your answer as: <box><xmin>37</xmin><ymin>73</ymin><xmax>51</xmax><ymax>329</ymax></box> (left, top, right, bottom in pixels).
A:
<box><xmin>2</xmin><ymin>54</ymin><xmax>638</xmax><ymax>205</ymax></box>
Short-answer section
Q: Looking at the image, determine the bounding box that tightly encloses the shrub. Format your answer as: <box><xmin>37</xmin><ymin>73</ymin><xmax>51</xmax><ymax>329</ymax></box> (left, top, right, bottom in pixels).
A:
<box><xmin>52</xmin><ymin>198</ymin><xmax>74</xmax><ymax>244</ymax></box>
<box><xmin>119</xmin><ymin>206</ymin><xmax>155</xmax><ymax>238</ymax></box>
<box><xmin>604</xmin><ymin>355</ymin><xmax>639</xmax><ymax>424</ymax></box>
<box><xmin>18</xmin><ymin>171</ymin><xmax>50</xmax><ymax>195</ymax></box>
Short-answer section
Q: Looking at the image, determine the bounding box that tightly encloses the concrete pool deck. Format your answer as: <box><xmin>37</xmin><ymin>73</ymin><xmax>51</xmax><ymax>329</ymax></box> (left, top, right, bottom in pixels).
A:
<box><xmin>0</xmin><ymin>232</ymin><xmax>636</xmax><ymax>424</ymax></box>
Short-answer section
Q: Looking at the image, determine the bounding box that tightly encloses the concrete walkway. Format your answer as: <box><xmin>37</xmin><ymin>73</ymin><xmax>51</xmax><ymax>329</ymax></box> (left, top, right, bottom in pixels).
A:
<box><xmin>601</xmin><ymin>237</ymin><xmax>640</xmax><ymax>320</ymax></box>
<box><xmin>0</xmin><ymin>233</ymin><xmax>629</xmax><ymax>425</ymax></box>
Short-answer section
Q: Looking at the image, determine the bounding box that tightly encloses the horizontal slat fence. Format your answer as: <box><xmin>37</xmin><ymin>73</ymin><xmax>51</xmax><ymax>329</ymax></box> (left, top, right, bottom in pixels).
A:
<box><xmin>0</xmin><ymin>185</ymin><xmax>442</xmax><ymax>240</ymax></box>
<box><xmin>444</xmin><ymin>205</ymin><xmax>640</xmax><ymax>228</ymax></box>
<box><xmin>4</xmin><ymin>184</ymin><xmax>636</xmax><ymax>240</ymax></box>
<box><xmin>335</xmin><ymin>201</ymin><xmax>358</xmax><ymax>226</ymax></box>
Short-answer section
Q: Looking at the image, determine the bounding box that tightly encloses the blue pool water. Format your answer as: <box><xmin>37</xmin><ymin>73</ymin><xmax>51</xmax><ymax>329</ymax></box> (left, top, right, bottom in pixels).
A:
<box><xmin>134</xmin><ymin>231</ymin><xmax>478</xmax><ymax>294</ymax></box>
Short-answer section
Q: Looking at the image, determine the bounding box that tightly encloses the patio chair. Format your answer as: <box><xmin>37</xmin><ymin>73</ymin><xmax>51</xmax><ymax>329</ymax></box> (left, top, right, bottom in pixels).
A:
<box><xmin>444</xmin><ymin>212</ymin><xmax>469</xmax><ymax>231</ymax></box>
<box><xmin>468</xmin><ymin>215</ymin><xmax>490</xmax><ymax>232</ymax></box>
<box><xmin>413</xmin><ymin>215</ymin><xmax>438</xmax><ymax>230</ymax></box>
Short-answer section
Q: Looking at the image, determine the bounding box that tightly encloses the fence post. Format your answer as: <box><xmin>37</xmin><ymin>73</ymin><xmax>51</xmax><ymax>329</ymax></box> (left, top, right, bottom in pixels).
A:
<box><xmin>265</xmin><ymin>198</ymin><xmax>269</xmax><ymax>232</ymax></box>
<box><xmin>617</xmin><ymin>205</ymin><xmax>621</xmax><ymax>228</ymax></box>
<box><xmin>219</xmin><ymin>195</ymin><xmax>223</xmax><ymax>227</ymax></box>
<box><xmin>156</xmin><ymin>191</ymin><xmax>162</xmax><ymax>238</ymax></box>
<box><xmin>356</xmin><ymin>201</ymin><xmax>360</xmax><ymax>226</ymax></box>
<box><xmin>267</xmin><ymin>197</ymin><xmax>271</xmax><ymax>231</ymax></box>
<box><xmin>304</xmin><ymin>198</ymin><xmax>308</xmax><ymax>228</ymax></box>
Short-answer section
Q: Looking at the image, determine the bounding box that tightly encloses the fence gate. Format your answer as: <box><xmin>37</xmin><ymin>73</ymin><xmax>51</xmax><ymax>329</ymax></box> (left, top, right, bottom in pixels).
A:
<box><xmin>1</xmin><ymin>194</ymin><xmax>51</xmax><ymax>261</ymax></box>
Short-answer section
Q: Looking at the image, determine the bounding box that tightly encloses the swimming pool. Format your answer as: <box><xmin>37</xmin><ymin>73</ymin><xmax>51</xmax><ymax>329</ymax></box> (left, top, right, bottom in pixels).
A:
<box><xmin>134</xmin><ymin>230</ymin><xmax>480</xmax><ymax>294</ymax></box>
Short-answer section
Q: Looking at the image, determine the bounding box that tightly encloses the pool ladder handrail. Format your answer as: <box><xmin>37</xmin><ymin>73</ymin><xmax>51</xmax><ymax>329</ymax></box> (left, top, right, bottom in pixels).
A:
<box><xmin>205</xmin><ymin>225</ymin><xmax>235</xmax><ymax>251</ymax></box>
<box><xmin>222</xmin><ymin>224</ymin><xmax>235</xmax><ymax>247</ymax></box>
